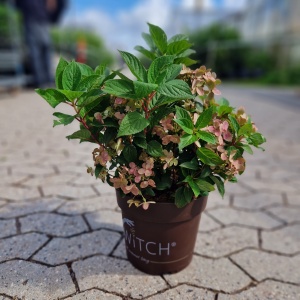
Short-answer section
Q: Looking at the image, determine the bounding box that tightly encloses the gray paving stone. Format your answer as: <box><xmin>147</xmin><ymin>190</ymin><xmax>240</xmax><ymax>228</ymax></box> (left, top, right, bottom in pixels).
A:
<box><xmin>42</xmin><ymin>184</ymin><xmax>97</xmax><ymax>199</ymax></box>
<box><xmin>0</xmin><ymin>186</ymin><xmax>40</xmax><ymax>201</ymax></box>
<box><xmin>72</xmin><ymin>174</ymin><xmax>99</xmax><ymax>186</ymax></box>
<box><xmin>265</xmin><ymin>205</ymin><xmax>300</xmax><ymax>223</ymax></box>
<box><xmin>22</xmin><ymin>173</ymin><xmax>75</xmax><ymax>187</ymax></box>
<box><xmin>33</xmin><ymin>230</ymin><xmax>121</xmax><ymax>265</ymax></box>
<box><xmin>147</xmin><ymin>284</ymin><xmax>215</xmax><ymax>299</ymax></box>
<box><xmin>20</xmin><ymin>212</ymin><xmax>88</xmax><ymax>237</ymax></box>
<box><xmin>57</xmin><ymin>164</ymin><xmax>90</xmax><ymax>175</ymax></box>
<box><xmin>0</xmin><ymin>197</ymin><xmax>64</xmax><ymax>218</ymax></box>
<box><xmin>0</xmin><ymin>296</ymin><xmax>10</xmax><ymax>300</ymax></box>
<box><xmin>218</xmin><ymin>280</ymin><xmax>300</xmax><ymax>300</ymax></box>
<box><xmin>233</xmin><ymin>193</ymin><xmax>283</xmax><ymax>210</ymax></box>
<box><xmin>0</xmin><ymin>219</ymin><xmax>16</xmax><ymax>238</ymax></box>
<box><xmin>0</xmin><ymin>260</ymin><xmax>75</xmax><ymax>299</ymax></box>
<box><xmin>0</xmin><ymin>174</ymin><xmax>29</xmax><ymax>186</ymax></box>
<box><xmin>205</xmin><ymin>191</ymin><xmax>230</xmax><ymax>210</ymax></box>
<box><xmin>195</xmin><ymin>227</ymin><xmax>258</xmax><ymax>258</ymax></box>
<box><xmin>85</xmin><ymin>210</ymin><xmax>123</xmax><ymax>231</ymax></box>
<box><xmin>73</xmin><ymin>255</ymin><xmax>168</xmax><ymax>299</ymax></box>
<box><xmin>0</xmin><ymin>233</ymin><xmax>48</xmax><ymax>262</ymax></box>
<box><xmin>164</xmin><ymin>256</ymin><xmax>251</xmax><ymax>293</ymax></box>
<box><xmin>225</xmin><ymin>182</ymin><xmax>254</xmax><ymax>195</ymax></box>
<box><xmin>93</xmin><ymin>183</ymin><xmax>117</xmax><ymax>195</ymax></box>
<box><xmin>11</xmin><ymin>165</ymin><xmax>56</xmax><ymax>176</ymax></box>
<box><xmin>262</xmin><ymin>224</ymin><xmax>300</xmax><ymax>254</ymax></box>
<box><xmin>199</xmin><ymin>212</ymin><xmax>221</xmax><ymax>232</ymax></box>
<box><xmin>286</xmin><ymin>194</ymin><xmax>300</xmax><ymax>206</ymax></box>
<box><xmin>65</xmin><ymin>289</ymin><xmax>122</xmax><ymax>300</ymax></box>
<box><xmin>58</xmin><ymin>195</ymin><xmax>118</xmax><ymax>215</ymax></box>
<box><xmin>112</xmin><ymin>238</ymin><xmax>127</xmax><ymax>259</ymax></box>
<box><xmin>231</xmin><ymin>249</ymin><xmax>300</xmax><ymax>284</ymax></box>
<box><xmin>207</xmin><ymin>207</ymin><xmax>283</xmax><ymax>229</ymax></box>
<box><xmin>0</xmin><ymin>200</ymin><xmax>7</xmax><ymax>207</ymax></box>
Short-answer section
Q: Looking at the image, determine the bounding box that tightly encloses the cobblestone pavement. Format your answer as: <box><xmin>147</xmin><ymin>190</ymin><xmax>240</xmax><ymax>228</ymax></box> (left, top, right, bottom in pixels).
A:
<box><xmin>0</xmin><ymin>86</ymin><xmax>300</xmax><ymax>299</ymax></box>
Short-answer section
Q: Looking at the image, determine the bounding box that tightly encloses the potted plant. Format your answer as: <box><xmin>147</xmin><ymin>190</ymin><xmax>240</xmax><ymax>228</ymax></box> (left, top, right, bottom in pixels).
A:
<box><xmin>36</xmin><ymin>23</ymin><xmax>266</xmax><ymax>275</ymax></box>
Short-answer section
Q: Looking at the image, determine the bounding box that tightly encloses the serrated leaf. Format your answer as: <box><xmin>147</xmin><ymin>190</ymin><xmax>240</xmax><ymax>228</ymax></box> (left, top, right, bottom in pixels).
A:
<box><xmin>133</xmin><ymin>81</ymin><xmax>157</xmax><ymax>98</ymax></box>
<box><xmin>195</xmin><ymin>179</ymin><xmax>215</xmax><ymax>192</ymax></box>
<box><xmin>95</xmin><ymin>63</ymin><xmax>109</xmax><ymax>76</ymax></box>
<box><xmin>146</xmin><ymin>140</ymin><xmax>164</xmax><ymax>157</ymax></box>
<box><xmin>166</xmin><ymin>40</ymin><xmax>192</xmax><ymax>55</ymax></box>
<box><xmin>228</xmin><ymin>115</ymin><xmax>240</xmax><ymax>133</ymax></box>
<box><xmin>180</xmin><ymin>158</ymin><xmax>199</xmax><ymax>170</ymax></box>
<box><xmin>175</xmin><ymin>106</ymin><xmax>192</xmax><ymax>121</ymax></box>
<box><xmin>142</xmin><ymin>32</ymin><xmax>155</xmax><ymax>49</ymax></box>
<box><xmin>117</xmin><ymin>112</ymin><xmax>149</xmax><ymax>137</ymax></box>
<box><xmin>238</xmin><ymin>123</ymin><xmax>253</xmax><ymax>137</ymax></box>
<box><xmin>76</xmin><ymin>75</ymin><xmax>104</xmax><ymax>91</ymax></box>
<box><xmin>177</xmin><ymin>49</ymin><xmax>196</xmax><ymax>58</ymax></box>
<box><xmin>197</xmin><ymin>131</ymin><xmax>217</xmax><ymax>144</ymax></box>
<box><xmin>174</xmin><ymin>118</ymin><xmax>194</xmax><ymax>135</ymax></box>
<box><xmin>210</xmin><ymin>175</ymin><xmax>224</xmax><ymax>197</ymax></box>
<box><xmin>77</xmin><ymin>89</ymin><xmax>104</xmax><ymax>107</ymax></box>
<box><xmin>133</xmin><ymin>137</ymin><xmax>147</xmax><ymax>149</ymax></box>
<box><xmin>119</xmin><ymin>50</ymin><xmax>147</xmax><ymax>82</ymax></box>
<box><xmin>178</xmin><ymin>134</ymin><xmax>197</xmax><ymax>151</ymax></box>
<box><xmin>134</xmin><ymin>45</ymin><xmax>156</xmax><ymax>60</ymax></box>
<box><xmin>217</xmin><ymin>105</ymin><xmax>233</xmax><ymax>116</ymax></box>
<box><xmin>62</xmin><ymin>61</ymin><xmax>82</xmax><ymax>90</ymax></box>
<box><xmin>148</xmin><ymin>55</ymin><xmax>175</xmax><ymax>84</ymax></box>
<box><xmin>148</xmin><ymin>23</ymin><xmax>168</xmax><ymax>54</ymax></box>
<box><xmin>53</xmin><ymin>112</ymin><xmax>75</xmax><ymax>127</ymax></box>
<box><xmin>195</xmin><ymin>107</ymin><xmax>213</xmax><ymax>129</ymax></box>
<box><xmin>102</xmin><ymin>79</ymin><xmax>135</xmax><ymax>99</ymax></box>
<box><xmin>164</xmin><ymin>64</ymin><xmax>182</xmax><ymax>82</ymax></box>
<box><xmin>77</xmin><ymin>63</ymin><xmax>94</xmax><ymax>76</ymax></box>
<box><xmin>175</xmin><ymin>186</ymin><xmax>193</xmax><ymax>208</ymax></box>
<box><xmin>35</xmin><ymin>88</ymin><xmax>66</xmax><ymax>108</ymax></box>
<box><xmin>184</xmin><ymin>175</ymin><xmax>200</xmax><ymax>197</ymax></box>
<box><xmin>248</xmin><ymin>133</ymin><xmax>266</xmax><ymax>146</ymax></box>
<box><xmin>57</xmin><ymin>90</ymin><xmax>84</xmax><ymax>101</ymax></box>
<box><xmin>66</xmin><ymin>129</ymin><xmax>91</xmax><ymax>140</ymax></box>
<box><xmin>55</xmin><ymin>57</ymin><xmax>69</xmax><ymax>89</ymax></box>
<box><xmin>197</xmin><ymin>148</ymin><xmax>224</xmax><ymax>166</ymax></box>
<box><xmin>123</xmin><ymin>144</ymin><xmax>137</xmax><ymax>163</ymax></box>
<box><xmin>241</xmin><ymin>144</ymin><xmax>253</xmax><ymax>154</ymax></box>
<box><xmin>158</xmin><ymin>79</ymin><xmax>194</xmax><ymax>99</ymax></box>
<box><xmin>174</xmin><ymin>57</ymin><xmax>197</xmax><ymax>66</ymax></box>
<box><xmin>168</xmin><ymin>34</ymin><xmax>189</xmax><ymax>43</ymax></box>
<box><xmin>218</xmin><ymin>97</ymin><xmax>230</xmax><ymax>106</ymax></box>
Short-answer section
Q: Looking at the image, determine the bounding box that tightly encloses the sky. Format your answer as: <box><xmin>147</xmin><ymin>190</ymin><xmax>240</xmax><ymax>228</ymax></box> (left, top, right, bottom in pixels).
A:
<box><xmin>62</xmin><ymin>0</ymin><xmax>247</xmax><ymax>53</ymax></box>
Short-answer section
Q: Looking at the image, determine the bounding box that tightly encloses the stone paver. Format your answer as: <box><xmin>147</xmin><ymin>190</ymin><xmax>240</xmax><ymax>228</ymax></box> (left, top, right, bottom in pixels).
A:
<box><xmin>0</xmin><ymin>233</ymin><xmax>48</xmax><ymax>262</ymax></box>
<box><xmin>0</xmin><ymin>197</ymin><xmax>64</xmax><ymax>218</ymax></box>
<box><xmin>231</xmin><ymin>250</ymin><xmax>300</xmax><ymax>284</ymax></box>
<box><xmin>0</xmin><ymin>219</ymin><xmax>16</xmax><ymax>238</ymax></box>
<box><xmin>164</xmin><ymin>256</ymin><xmax>251</xmax><ymax>293</ymax></box>
<box><xmin>65</xmin><ymin>289</ymin><xmax>122</xmax><ymax>300</ymax></box>
<box><xmin>147</xmin><ymin>284</ymin><xmax>216</xmax><ymax>299</ymax></box>
<box><xmin>0</xmin><ymin>260</ymin><xmax>75</xmax><ymax>299</ymax></box>
<box><xmin>33</xmin><ymin>230</ymin><xmax>121</xmax><ymax>265</ymax></box>
<box><xmin>20</xmin><ymin>213</ymin><xmax>88</xmax><ymax>237</ymax></box>
<box><xmin>1</xmin><ymin>88</ymin><xmax>300</xmax><ymax>299</ymax></box>
<box><xmin>195</xmin><ymin>227</ymin><xmax>258</xmax><ymax>258</ymax></box>
<box><xmin>73</xmin><ymin>255</ymin><xmax>168</xmax><ymax>299</ymax></box>
<box><xmin>218</xmin><ymin>280</ymin><xmax>300</xmax><ymax>300</ymax></box>
<box><xmin>207</xmin><ymin>207</ymin><xmax>283</xmax><ymax>229</ymax></box>
<box><xmin>262</xmin><ymin>224</ymin><xmax>300</xmax><ymax>254</ymax></box>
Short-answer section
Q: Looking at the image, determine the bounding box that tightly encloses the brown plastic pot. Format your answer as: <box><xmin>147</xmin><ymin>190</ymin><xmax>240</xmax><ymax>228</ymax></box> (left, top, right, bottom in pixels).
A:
<box><xmin>117</xmin><ymin>190</ymin><xmax>208</xmax><ymax>275</ymax></box>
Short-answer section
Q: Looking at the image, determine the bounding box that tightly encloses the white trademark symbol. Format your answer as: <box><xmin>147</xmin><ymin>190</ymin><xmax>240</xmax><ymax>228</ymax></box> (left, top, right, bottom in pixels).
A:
<box><xmin>171</xmin><ymin>242</ymin><xmax>176</xmax><ymax>247</ymax></box>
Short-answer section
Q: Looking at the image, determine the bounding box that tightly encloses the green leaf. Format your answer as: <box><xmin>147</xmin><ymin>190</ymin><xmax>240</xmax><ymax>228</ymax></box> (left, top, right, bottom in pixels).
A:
<box><xmin>148</xmin><ymin>55</ymin><xmax>175</xmax><ymax>84</ymax></box>
<box><xmin>142</xmin><ymin>32</ymin><xmax>155</xmax><ymax>49</ymax></box>
<box><xmin>184</xmin><ymin>176</ymin><xmax>200</xmax><ymax>197</ymax></box>
<box><xmin>166</xmin><ymin>40</ymin><xmax>192</xmax><ymax>55</ymax></box>
<box><xmin>241</xmin><ymin>144</ymin><xmax>253</xmax><ymax>155</ymax></box>
<box><xmin>133</xmin><ymin>137</ymin><xmax>147</xmax><ymax>149</ymax></box>
<box><xmin>195</xmin><ymin>107</ymin><xmax>213</xmax><ymax>129</ymax></box>
<box><xmin>117</xmin><ymin>111</ymin><xmax>149</xmax><ymax>137</ymax></box>
<box><xmin>77</xmin><ymin>63</ymin><xmax>94</xmax><ymax>76</ymax></box>
<box><xmin>146</xmin><ymin>140</ymin><xmax>164</xmax><ymax>157</ymax></box>
<box><xmin>57</xmin><ymin>90</ymin><xmax>84</xmax><ymax>101</ymax></box>
<box><xmin>238</xmin><ymin>123</ymin><xmax>253</xmax><ymax>137</ymax></box>
<box><xmin>77</xmin><ymin>89</ymin><xmax>104</xmax><ymax>107</ymax></box>
<box><xmin>217</xmin><ymin>105</ymin><xmax>233</xmax><ymax>116</ymax></box>
<box><xmin>66</xmin><ymin>129</ymin><xmax>91</xmax><ymax>141</ymax></box>
<box><xmin>102</xmin><ymin>127</ymin><xmax>117</xmax><ymax>144</ymax></box>
<box><xmin>174</xmin><ymin>57</ymin><xmax>197</xmax><ymax>67</ymax></box>
<box><xmin>248</xmin><ymin>133</ymin><xmax>266</xmax><ymax>146</ymax></box>
<box><xmin>174</xmin><ymin>118</ymin><xmax>194</xmax><ymax>135</ymax></box>
<box><xmin>149</xmin><ymin>107</ymin><xmax>174</xmax><ymax>127</ymax></box>
<box><xmin>197</xmin><ymin>131</ymin><xmax>217</xmax><ymax>144</ymax></box>
<box><xmin>123</xmin><ymin>144</ymin><xmax>137</xmax><ymax>163</ymax></box>
<box><xmin>175</xmin><ymin>106</ymin><xmax>192</xmax><ymax>121</ymax></box>
<box><xmin>76</xmin><ymin>75</ymin><xmax>104</xmax><ymax>91</ymax></box>
<box><xmin>95</xmin><ymin>165</ymin><xmax>104</xmax><ymax>179</ymax></box>
<box><xmin>133</xmin><ymin>81</ymin><xmax>157</xmax><ymax>98</ymax></box>
<box><xmin>218</xmin><ymin>97</ymin><xmax>230</xmax><ymax>106</ymax></box>
<box><xmin>177</xmin><ymin>49</ymin><xmax>196</xmax><ymax>58</ymax></box>
<box><xmin>148</xmin><ymin>23</ymin><xmax>168</xmax><ymax>54</ymax></box>
<box><xmin>197</xmin><ymin>148</ymin><xmax>224</xmax><ymax>166</ymax></box>
<box><xmin>102</xmin><ymin>79</ymin><xmax>135</xmax><ymax>99</ymax></box>
<box><xmin>210</xmin><ymin>175</ymin><xmax>224</xmax><ymax>197</ymax></box>
<box><xmin>35</xmin><ymin>88</ymin><xmax>66</xmax><ymax>108</ymax></box>
<box><xmin>178</xmin><ymin>134</ymin><xmax>197</xmax><ymax>151</ymax></box>
<box><xmin>195</xmin><ymin>179</ymin><xmax>215</xmax><ymax>192</ymax></box>
<box><xmin>55</xmin><ymin>57</ymin><xmax>69</xmax><ymax>89</ymax></box>
<box><xmin>119</xmin><ymin>50</ymin><xmax>147</xmax><ymax>82</ymax></box>
<box><xmin>95</xmin><ymin>63</ymin><xmax>109</xmax><ymax>76</ymax></box>
<box><xmin>180</xmin><ymin>157</ymin><xmax>199</xmax><ymax>170</ymax></box>
<box><xmin>175</xmin><ymin>186</ymin><xmax>193</xmax><ymax>208</ymax></box>
<box><xmin>228</xmin><ymin>115</ymin><xmax>240</xmax><ymax>133</ymax></box>
<box><xmin>155</xmin><ymin>173</ymin><xmax>172</xmax><ymax>190</ymax></box>
<box><xmin>62</xmin><ymin>61</ymin><xmax>82</xmax><ymax>90</ymax></box>
<box><xmin>134</xmin><ymin>45</ymin><xmax>156</xmax><ymax>60</ymax></box>
<box><xmin>158</xmin><ymin>80</ymin><xmax>194</xmax><ymax>99</ymax></box>
<box><xmin>164</xmin><ymin>64</ymin><xmax>182</xmax><ymax>82</ymax></box>
<box><xmin>168</xmin><ymin>34</ymin><xmax>189</xmax><ymax>43</ymax></box>
<box><xmin>53</xmin><ymin>112</ymin><xmax>75</xmax><ymax>127</ymax></box>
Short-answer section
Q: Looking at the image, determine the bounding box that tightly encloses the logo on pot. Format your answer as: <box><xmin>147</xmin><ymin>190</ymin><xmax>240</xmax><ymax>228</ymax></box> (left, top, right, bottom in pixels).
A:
<box><xmin>122</xmin><ymin>218</ymin><xmax>176</xmax><ymax>257</ymax></box>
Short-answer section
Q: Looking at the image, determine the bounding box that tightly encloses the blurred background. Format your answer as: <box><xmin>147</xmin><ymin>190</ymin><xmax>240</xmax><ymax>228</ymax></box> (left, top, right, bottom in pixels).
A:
<box><xmin>0</xmin><ymin>0</ymin><xmax>299</xmax><ymax>90</ymax></box>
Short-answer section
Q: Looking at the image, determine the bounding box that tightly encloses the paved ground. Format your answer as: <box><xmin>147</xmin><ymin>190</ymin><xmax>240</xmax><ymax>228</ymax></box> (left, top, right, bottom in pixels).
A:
<box><xmin>0</xmin><ymin>86</ymin><xmax>300</xmax><ymax>299</ymax></box>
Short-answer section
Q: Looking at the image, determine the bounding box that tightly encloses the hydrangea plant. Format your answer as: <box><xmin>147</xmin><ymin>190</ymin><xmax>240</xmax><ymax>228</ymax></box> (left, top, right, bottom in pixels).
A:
<box><xmin>36</xmin><ymin>23</ymin><xmax>266</xmax><ymax>209</ymax></box>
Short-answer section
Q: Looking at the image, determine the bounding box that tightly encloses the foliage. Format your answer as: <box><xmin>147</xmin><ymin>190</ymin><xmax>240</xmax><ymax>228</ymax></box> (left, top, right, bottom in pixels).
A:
<box><xmin>36</xmin><ymin>23</ymin><xmax>266</xmax><ymax>209</ymax></box>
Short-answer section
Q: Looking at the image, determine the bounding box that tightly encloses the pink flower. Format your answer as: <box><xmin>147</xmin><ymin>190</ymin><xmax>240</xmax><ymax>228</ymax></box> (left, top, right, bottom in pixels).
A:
<box><xmin>160</xmin><ymin>113</ymin><xmax>174</xmax><ymax>131</ymax></box>
<box><xmin>94</xmin><ymin>112</ymin><xmax>104</xmax><ymax>124</ymax></box>
<box><xmin>114</xmin><ymin>98</ymin><xmax>125</xmax><ymax>105</ymax></box>
<box><xmin>162</xmin><ymin>134</ymin><xmax>180</xmax><ymax>145</ymax></box>
<box><xmin>110</xmin><ymin>175</ymin><xmax>128</xmax><ymax>189</ymax></box>
<box><xmin>114</xmin><ymin>112</ymin><xmax>125</xmax><ymax>120</ymax></box>
<box><xmin>121</xmin><ymin>184</ymin><xmax>140</xmax><ymax>196</ymax></box>
<box><xmin>152</xmin><ymin>126</ymin><xmax>166</xmax><ymax>138</ymax></box>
